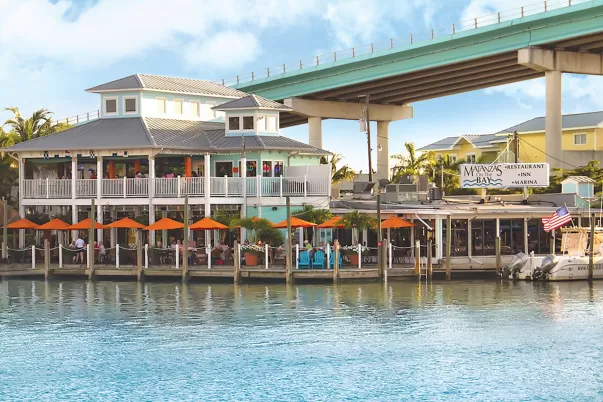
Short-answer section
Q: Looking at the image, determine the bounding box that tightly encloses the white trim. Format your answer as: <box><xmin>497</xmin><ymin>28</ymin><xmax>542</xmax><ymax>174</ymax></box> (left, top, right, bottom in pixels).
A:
<box><xmin>123</xmin><ymin>96</ymin><xmax>138</xmax><ymax>115</ymax></box>
<box><xmin>173</xmin><ymin>98</ymin><xmax>183</xmax><ymax>115</ymax></box>
<box><xmin>156</xmin><ymin>97</ymin><xmax>167</xmax><ymax>114</ymax></box>
<box><xmin>87</xmin><ymin>88</ymin><xmax>241</xmax><ymax>99</ymax></box>
<box><xmin>103</xmin><ymin>96</ymin><xmax>118</xmax><ymax>116</ymax></box>
<box><xmin>573</xmin><ymin>132</ymin><xmax>587</xmax><ymax>145</ymax></box>
<box><xmin>190</xmin><ymin>100</ymin><xmax>200</xmax><ymax>118</ymax></box>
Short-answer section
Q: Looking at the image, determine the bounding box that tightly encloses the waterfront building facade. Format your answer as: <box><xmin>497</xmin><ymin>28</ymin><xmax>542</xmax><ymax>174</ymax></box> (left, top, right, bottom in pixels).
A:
<box><xmin>2</xmin><ymin>75</ymin><xmax>331</xmax><ymax>247</ymax></box>
<box><xmin>419</xmin><ymin>111</ymin><xmax>603</xmax><ymax>165</ymax></box>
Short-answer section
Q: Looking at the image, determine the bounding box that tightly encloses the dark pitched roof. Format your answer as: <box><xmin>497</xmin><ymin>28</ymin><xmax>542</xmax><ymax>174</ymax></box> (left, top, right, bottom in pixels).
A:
<box><xmin>86</xmin><ymin>74</ymin><xmax>248</xmax><ymax>98</ymax></box>
<box><xmin>418</xmin><ymin>134</ymin><xmax>499</xmax><ymax>151</ymax></box>
<box><xmin>212</xmin><ymin>94</ymin><xmax>292</xmax><ymax>111</ymax></box>
<box><xmin>2</xmin><ymin>118</ymin><xmax>153</xmax><ymax>151</ymax></box>
<box><xmin>498</xmin><ymin>111</ymin><xmax>603</xmax><ymax>133</ymax></box>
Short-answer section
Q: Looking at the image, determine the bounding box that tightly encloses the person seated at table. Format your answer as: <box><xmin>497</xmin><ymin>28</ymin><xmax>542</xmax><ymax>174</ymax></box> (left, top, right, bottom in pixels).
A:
<box><xmin>304</xmin><ymin>240</ymin><xmax>313</xmax><ymax>256</ymax></box>
<box><xmin>156</xmin><ymin>240</ymin><xmax>162</xmax><ymax>249</ymax></box>
<box><xmin>98</xmin><ymin>241</ymin><xmax>106</xmax><ymax>263</ymax></box>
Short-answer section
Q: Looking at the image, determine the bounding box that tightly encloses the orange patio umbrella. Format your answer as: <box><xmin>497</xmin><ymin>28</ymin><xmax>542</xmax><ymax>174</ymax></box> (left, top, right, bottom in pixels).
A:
<box><xmin>69</xmin><ymin>218</ymin><xmax>107</xmax><ymax>230</ymax></box>
<box><xmin>381</xmin><ymin>216</ymin><xmax>415</xmax><ymax>229</ymax></box>
<box><xmin>190</xmin><ymin>217</ymin><xmax>228</xmax><ymax>231</ymax></box>
<box><xmin>234</xmin><ymin>216</ymin><xmax>274</xmax><ymax>228</ymax></box>
<box><xmin>37</xmin><ymin>218</ymin><xmax>71</xmax><ymax>231</ymax></box>
<box><xmin>6</xmin><ymin>218</ymin><xmax>39</xmax><ymax>230</ymax></box>
<box><xmin>105</xmin><ymin>217</ymin><xmax>146</xmax><ymax>229</ymax></box>
<box><xmin>316</xmin><ymin>216</ymin><xmax>344</xmax><ymax>229</ymax></box>
<box><xmin>144</xmin><ymin>217</ymin><xmax>184</xmax><ymax>231</ymax></box>
<box><xmin>273</xmin><ymin>217</ymin><xmax>317</xmax><ymax>229</ymax></box>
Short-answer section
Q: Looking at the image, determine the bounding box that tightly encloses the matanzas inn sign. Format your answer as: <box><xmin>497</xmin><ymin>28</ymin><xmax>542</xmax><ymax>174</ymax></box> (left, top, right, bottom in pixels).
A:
<box><xmin>460</xmin><ymin>163</ymin><xmax>550</xmax><ymax>188</ymax></box>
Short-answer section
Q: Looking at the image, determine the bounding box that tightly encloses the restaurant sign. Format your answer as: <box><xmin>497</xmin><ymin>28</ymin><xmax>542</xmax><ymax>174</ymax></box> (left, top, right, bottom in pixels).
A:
<box><xmin>460</xmin><ymin>163</ymin><xmax>549</xmax><ymax>188</ymax></box>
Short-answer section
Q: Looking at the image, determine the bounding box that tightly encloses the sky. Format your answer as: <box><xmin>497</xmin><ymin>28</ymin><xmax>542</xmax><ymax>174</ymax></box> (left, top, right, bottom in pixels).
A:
<box><xmin>2</xmin><ymin>0</ymin><xmax>603</xmax><ymax>171</ymax></box>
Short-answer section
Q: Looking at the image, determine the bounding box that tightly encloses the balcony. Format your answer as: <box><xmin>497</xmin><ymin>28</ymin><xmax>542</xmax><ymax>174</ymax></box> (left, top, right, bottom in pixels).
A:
<box><xmin>22</xmin><ymin>176</ymin><xmax>330</xmax><ymax>200</ymax></box>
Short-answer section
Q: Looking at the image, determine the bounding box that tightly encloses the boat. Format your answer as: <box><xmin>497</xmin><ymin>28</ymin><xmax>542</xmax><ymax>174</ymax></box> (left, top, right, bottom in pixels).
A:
<box><xmin>504</xmin><ymin>227</ymin><xmax>603</xmax><ymax>281</ymax></box>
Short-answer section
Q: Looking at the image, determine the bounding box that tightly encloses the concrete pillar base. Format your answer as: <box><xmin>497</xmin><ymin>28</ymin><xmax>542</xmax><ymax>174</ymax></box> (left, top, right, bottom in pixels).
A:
<box><xmin>376</xmin><ymin>121</ymin><xmax>390</xmax><ymax>182</ymax></box>
<box><xmin>546</xmin><ymin>70</ymin><xmax>562</xmax><ymax>169</ymax></box>
<box><xmin>308</xmin><ymin>117</ymin><xmax>323</xmax><ymax>148</ymax></box>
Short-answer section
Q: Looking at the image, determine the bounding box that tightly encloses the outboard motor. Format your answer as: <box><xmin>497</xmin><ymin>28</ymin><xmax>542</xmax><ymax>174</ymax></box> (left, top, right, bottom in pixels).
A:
<box><xmin>532</xmin><ymin>255</ymin><xmax>558</xmax><ymax>281</ymax></box>
<box><xmin>502</xmin><ymin>253</ymin><xmax>528</xmax><ymax>279</ymax></box>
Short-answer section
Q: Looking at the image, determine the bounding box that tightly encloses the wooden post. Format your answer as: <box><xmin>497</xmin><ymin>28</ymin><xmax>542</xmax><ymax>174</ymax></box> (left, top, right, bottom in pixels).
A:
<box><xmin>589</xmin><ymin>213</ymin><xmax>595</xmax><ymax>281</ymax></box>
<box><xmin>427</xmin><ymin>240</ymin><xmax>433</xmax><ymax>280</ymax></box>
<box><xmin>182</xmin><ymin>195</ymin><xmax>189</xmax><ymax>281</ymax></box>
<box><xmin>551</xmin><ymin>230</ymin><xmax>556</xmax><ymax>255</ymax></box>
<box><xmin>414</xmin><ymin>240</ymin><xmax>420</xmax><ymax>278</ymax></box>
<box><xmin>380</xmin><ymin>242</ymin><xmax>387</xmax><ymax>281</ymax></box>
<box><xmin>333</xmin><ymin>239</ymin><xmax>340</xmax><ymax>283</ymax></box>
<box><xmin>2</xmin><ymin>197</ymin><xmax>7</xmax><ymax>261</ymax></box>
<box><xmin>88</xmin><ymin>199</ymin><xmax>95</xmax><ymax>280</ymax></box>
<box><xmin>446</xmin><ymin>215</ymin><xmax>452</xmax><ymax>280</ymax></box>
<box><xmin>136</xmin><ymin>230</ymin><xmax>142</xmax><ymax>281</ymax></box>
<box><xmin>233</xmin><ymin>240</ymin><xmax>241</xmax><ymax>283</ymax></box>
<box><xmin>285</xmin><ymin>196</ymin><xmax>293</xmax><ymax>283</ymax></box>
<box><xmin>495</xmin><ymin>236</ymin><xmax>502</xmax><ymax>275</ymax></box>
<box><xmin>44</xmin><ymin>239</ymin><xmax>50</xmax><ymax>279</ymax></box>
<box><xmin>376</xmin><ymin>193</ymin><xmax>382</xmax><ymax>280</ymax></box>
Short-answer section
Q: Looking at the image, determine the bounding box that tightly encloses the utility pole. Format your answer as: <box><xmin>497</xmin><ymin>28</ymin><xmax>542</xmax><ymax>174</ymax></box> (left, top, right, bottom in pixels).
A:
<box><xmin>359</xmin><ymin>94</ymin><xmax>373</xmax><ymax>182</ymax></box>
<box><xmin>514</xmin><ymin>130</ymin><xmax>519</xmax><ymax>163</ymax></box>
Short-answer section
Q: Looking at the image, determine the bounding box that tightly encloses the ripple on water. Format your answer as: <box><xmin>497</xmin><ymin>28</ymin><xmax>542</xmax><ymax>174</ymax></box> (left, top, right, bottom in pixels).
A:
<box><xmin>1</xmin><ymin>280</ymin><xmax>603</xmax><ymax>401</ymax></box>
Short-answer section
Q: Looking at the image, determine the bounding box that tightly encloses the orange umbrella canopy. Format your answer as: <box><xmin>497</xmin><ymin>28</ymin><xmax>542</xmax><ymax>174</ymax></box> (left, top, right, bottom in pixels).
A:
<box><xmin>190</xmin><ymin>217</ymin><xmax>228</xmax><ymax>231</ymax></box>
<box><xmin>69</xmin><ymin>218</ymin><xmax>107</xmax><ymax>230</ymax></box>
<box><xmin>381</xmin><ymin>216</ymin><xmax>415</xmax><ymax>229</ymax></box>
<box><xmin>37</xmin><ymin>218</ymin><xmax>71</xmax><ymax>231</ymax></box>
<box><xmin>316</xmin><ymin>216</ymin><xmax>344</xmax><ymax>229</ymax></box>
<box><xmin>6</xmin><ymin>218</ymin><xmax>39</xmax><ymax>230</ymax></box>
<box><xmin>234</xmin><ymin>216</ymin><xmax>274</xmax><ymax>228</ymax></box>
<box><xmin>144</xmin><ymin>217</ymin><xmax>184</xmax><ymax>231</ymax></box>
<box><xmin>105</xmin><ymin>217</ymin><xmax>146</xmax><ymax>229</ymax></box>
<box><xmin>273</xmin><ymin>217</ymin><xmax>317</xmax><ymax>229</ymax></box>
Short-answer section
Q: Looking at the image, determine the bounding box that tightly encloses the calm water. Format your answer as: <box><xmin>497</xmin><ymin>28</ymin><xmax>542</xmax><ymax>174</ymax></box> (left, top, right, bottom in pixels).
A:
<box><xmin>1</xmin><ymin>279</ymin><xmax>603</xmax><ymax>401</ymax></box>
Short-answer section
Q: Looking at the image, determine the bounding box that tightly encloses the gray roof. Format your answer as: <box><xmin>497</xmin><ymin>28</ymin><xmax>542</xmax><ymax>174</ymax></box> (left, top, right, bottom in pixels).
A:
<box><xmin>417</xmin><ymin>134</ymin><xmax>498</xmax><ymax>151</ymax></box>
<box><xmin>86</xmin><ymin>74</ymin><xmax>248</xmax><ymax>98</ymax></box>
<box><xmin>213</xmin><ymin>94</ymin><xmax>292</xmax><ymax>111</ymax></box>
<box><xmin>2</xmin><ymin>118</ymin><xmax>153</xmax><ymax>151</ymax></box>
<box><xmin>498</xmin><ymin>111</ymin><xmax>603</xmax><ymax>133</ymax></box>
<box><xmin>561</xmin><ymin>176</ymin><xmax>595</xmax><ymax>184</ymax></box>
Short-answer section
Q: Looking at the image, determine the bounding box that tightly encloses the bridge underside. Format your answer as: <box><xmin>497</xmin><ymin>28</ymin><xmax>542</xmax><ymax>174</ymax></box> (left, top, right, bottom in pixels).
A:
<box><xmin>279</xmin><ymin>32</ymin><xmax>603</xmax><ymax>129</ymax></box>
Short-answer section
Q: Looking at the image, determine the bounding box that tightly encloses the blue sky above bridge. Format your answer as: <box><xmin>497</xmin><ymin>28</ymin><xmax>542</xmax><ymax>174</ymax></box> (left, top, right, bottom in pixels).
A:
<box><xmin>2</xmin><ymin>0</ymin><xmax>603</xmax><ymax>170</ymax></box>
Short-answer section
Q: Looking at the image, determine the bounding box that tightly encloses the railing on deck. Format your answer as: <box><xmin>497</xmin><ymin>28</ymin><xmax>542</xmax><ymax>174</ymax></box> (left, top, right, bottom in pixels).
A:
<box><xmin>22</xmin><ymin>175</ymin><xmax>330</xmax><ymax>199</ymax></box>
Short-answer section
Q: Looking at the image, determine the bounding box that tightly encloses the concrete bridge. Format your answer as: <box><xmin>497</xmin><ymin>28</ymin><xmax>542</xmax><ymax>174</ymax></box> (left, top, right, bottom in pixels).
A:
<box><xmin>232</xmin><ymin>0</ymin><xmax>603</xmax><ymax>173</ymax></box>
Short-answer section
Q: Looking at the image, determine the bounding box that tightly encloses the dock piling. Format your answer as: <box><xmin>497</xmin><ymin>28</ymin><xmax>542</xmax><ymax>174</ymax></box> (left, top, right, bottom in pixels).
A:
<box><xmin>414</xmin><ymin>240</ymin><xmax>421</xmax><ymax>278</ymax></box>
<box><xmin>2</xmin><ymin>197</ymin><xmax>7</xmax><ymax>262</ymax></box>
<box><xmin>233</xmin><ymin>240</ymin><xmax>241</xmax><ymax>283</ymax></box>
<box><xmin>88</xmin><ymin>199</ymin><xmax>95</xmax><ymax>280</ymax></box>
<box><xmin>285</xmin><ymin>196</ymin><xmax>293</xmax><ymax>283</ymax></box>
<box><xmin>446</xmin><ymin>215</ymin><xmax>452</xmax><ymax>280</ymax></box>
<box><xmin>182</xmin><ymin>195</ymin><xmax>189</xmax><ymax>282</ymax></box>
<box><xmin>495</xmin><ymin>236</ymin><xmax>501</xmax><ymax>275</ymax></box>
<box><xmin>333</xmin><ymin>240</ymin><xmax>340</xmax><ymax>283</ymax></box>
<box><xmin>427</xmin><ymin>240</ymin><xmax>433</xmax><ymax>280</ymax></box>
<box><xmin>136</xmin><ymin>235</ymin><xmax>142</xmax><ymax>282</ymax></box>
<box><xmin>589</xmin><ymin>213</ymin><xmax>595</xmax><ymax>281</ymax></box>
<box><xmin>44</xmin><ymin>239</ymin><xmax>50</xmax><ymax>279</ymax></box>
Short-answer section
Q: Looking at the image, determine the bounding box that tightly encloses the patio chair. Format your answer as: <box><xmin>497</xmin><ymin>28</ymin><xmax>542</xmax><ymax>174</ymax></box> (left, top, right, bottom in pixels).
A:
<box><xmin>312</xmin><ymin>250</ymin><xmax>326</xmax><ymax>269</ymax></box>
<box><xmin>329</xmin><ymin>252</ymin><xmax>343</xmax><ymax>269</ymax></box>
<box><xmin>298</xmin><ymin>250</ymin><xmax>311</xmax><ymax>269</ymax></box>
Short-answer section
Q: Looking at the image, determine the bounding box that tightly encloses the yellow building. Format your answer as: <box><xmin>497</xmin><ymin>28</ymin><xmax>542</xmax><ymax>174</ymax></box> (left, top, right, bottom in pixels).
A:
<box><xmin>419</xmin><ymin>111</ymin><xmax>603</xmax><ymax>166</ymax></box>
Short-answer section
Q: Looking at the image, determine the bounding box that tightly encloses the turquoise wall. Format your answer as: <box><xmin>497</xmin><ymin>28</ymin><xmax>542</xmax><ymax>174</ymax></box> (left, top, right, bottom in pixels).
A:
<box><xmin>578</xmin><ymin>182</ymin><xmax>594</xmax><ymax>198</ymax></box>
<box><xmin>101</xmin><ymin>91</ymin><xmax>141</xmax><ymax>118</ymax></box>
<box><xmin>562</xmin><ymin>182</ymin><xmax>577</xmax><ymax>194</ymax></box>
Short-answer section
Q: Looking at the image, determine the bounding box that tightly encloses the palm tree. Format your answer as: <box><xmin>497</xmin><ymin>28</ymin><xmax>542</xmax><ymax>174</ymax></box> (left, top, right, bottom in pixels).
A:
<box><xmin>2</xmin><ymin>107</ymin><xmax>56</xmax><ymax>145</ymax></box>
<box><xmin>231</xmin><ymin>217</ymin><xmax>283</xmax><ymax>246</ymax></box>
<box><xmin>294</xmin><ymin>205</ymin><xmax>332</xmax><ymax>244</ymax></box>
<box><xmin>340</xmin><ymin>210</ymin><xmax>376</xmax><ymax>243</ymax></box>
<box><xmin>321</xmin><ymin>153</ymin><xmax>356</xmax><ymax>185</ymax></box>
<box><xmin>390</xmin><ymin>142</ymin><xmax>433</xmax><ymax>183</ymax></box>
<box><xmin>427</xmin><ymin>155</ymin><xmax>461</xmax><ymax>195</ymax></box>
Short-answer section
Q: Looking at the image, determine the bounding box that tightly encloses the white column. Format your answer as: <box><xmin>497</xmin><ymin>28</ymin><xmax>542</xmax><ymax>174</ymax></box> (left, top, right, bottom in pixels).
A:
<box><xmin>71</xmin><ymin>156</ymin><xmax>77</xmax><ymax>200</ymax></box>
<box><xmin>149</xmin><ymin>156</ymin><xmax>156</xmax><ymax>245</ymax></box>
<box><xmin>545</xmin><ymin>70</ymin><xmax>562</xmax><ymax>169</ymax></box>
<box><xmin>524</xmin><ymin>217</ymin><xmax>529</xmax><ymax>253</ymax></box>
<box><xmin>435</xmin><ymin>217</ymin><xmax>443</xmax><ymax>260</ymax></box>
<box><xmin>467</xmin><ymin>219</ymin><xmax>472</xmax><ymax>258</ymax></box>
<box><xmin>308</xmin><ymin>116</ymin><xmax>322</xmax><ymax>148</ymax></box>
<box><xmin>376</xmin><ymin>121</ymin><xmax>390</xmax><ymax>181</ymax></box>
<box><xmin>110</xmin><ymin>206</ymin><xmax>116</xmax><ymax>248</ymax></box>
<box><xmin>72</xmin><ymin>205</ymin><xmax>78</xmax><ymax>242</ymax></box>
<box><xmin>97</xmin><ymin>206</ymin><xmax>103</xmax><ymax>246</ymax></box>
<box><xmin>162</xmin><ymin>209</ymin><xmax>167</xmax><ymax>247</ymax></box>
<box><xmin>240</xmin><ymin>154</ymin><xmax>247</xmax><ymax>242</ymax></box>
<box><xmin>18</xmin><ymin>158</ymin><xmax>25</xmax><ymax>247</ymax></box>
<box><xmin>148</xmin><ymin>204</ymin><xmax>155</xmax><ymax>246</ymax></box>
<box><xmin>204</xmin><ymin>153</ymin><xmax>211</xmax><ymax>199</ymax></box>
<box><xmin>96</xmin><ymin>156</ymin><xmax>102</xmax><ymax>199</ymax></box>
<box><xmin>205</xmin><ymin>203</ymin><xmax>211</xmax><ymax>248</ymax></box>
<box><xmin>410</xmin><ymin>218</ymin><xmax>415</xmax><ymax>258</ymax></box>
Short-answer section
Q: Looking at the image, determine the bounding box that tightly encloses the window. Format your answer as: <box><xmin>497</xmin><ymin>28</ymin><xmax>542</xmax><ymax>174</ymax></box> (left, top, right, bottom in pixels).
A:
<box><xmin>104</xmin><ymin>97</ymin><xmax>117</xmax><ymax>115</ymax></box>
<box><xmin>123</xmin><ymin>97</ymin><xmax>137</xmax><ymax>114</ymax></box>
<box><xmin>466</xmin><ymin>154</ymin><xmax>476</xmax><ymax>163</ymax></box>
<box><xmin>156</xmin><ymin>98</ymin><xmax>166</xmax><ymax>114</ymax></box>
<box><xmin>274</xmin><ymin>161</ymin><xmax>284</xmax><ymax>177</ymax></box>
<box><xmin>451</xmin><ymin>156</ymin><xmax>457</xmax><ymax>163</ymax></box>
<box><xmin>228</xmin><ymin>116</ymin><xmax>240</xmax><ymax>131</ymax></box>
<box><xmin>262</xmin><ymin>161</ymin><xmax>272</xmax><ymax>177</ymax></box>
<box><xmin>266</xmin><ymin>116</ymin><xmax>277</xmax><ymax>132</ymax></box>
<box><xmin>243</xmin><ymin>116</ymin><xmax>254</xmax><ymax>130</ymax></box>
<box><xmin>574</xmin><ymin>133</ymin><xmax>587</xmax><ymax>145</ymax></box>
<box><xmin>215</xmin><ymin>162</ymin><xmax>233</xmax><ymax>177</ymax></box>
<box><xmin>246</xmin><ymin>161</ymin><xmax>257</xmax><ymax>177</ymax></box>
<box><xmin>190</xmin><ymin>101</ymin><xmax>200</xmax><ymax>117</ymax></box>
<box><xmin>174</xmin><ymin>99</ymin><xmax>183</xmax><ymax>115</ymax></box>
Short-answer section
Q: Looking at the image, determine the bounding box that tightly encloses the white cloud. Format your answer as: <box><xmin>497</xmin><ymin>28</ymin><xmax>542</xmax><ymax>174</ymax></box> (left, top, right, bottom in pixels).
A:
<box><xmin>461</xmin><ymin>0</ymin><xmax>530</xmax><ymax>23</ymax></box>
<box><xmin>183</xmin><ymin>31</ymin><xmax>261</xmax><ymax>70</ymax></box>
<box><xmin>483</xmin><ymin>74</ymin><xmax>603</xmax><ymax>113</ymax></box>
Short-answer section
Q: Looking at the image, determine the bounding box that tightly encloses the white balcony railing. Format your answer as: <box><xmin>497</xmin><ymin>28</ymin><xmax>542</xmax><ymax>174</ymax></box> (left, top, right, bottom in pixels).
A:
<box><xmin>22</xmin><ymin>175</ymin><xmax>330</xmax><ymax>199</ymax></box>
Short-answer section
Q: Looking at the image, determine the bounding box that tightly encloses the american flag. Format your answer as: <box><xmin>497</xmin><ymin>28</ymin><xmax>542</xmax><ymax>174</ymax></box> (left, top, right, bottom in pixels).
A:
<box><xmin>542</xmin><ymin>206</ymin><xmax>572</xmax><ymax>232</ymax></box>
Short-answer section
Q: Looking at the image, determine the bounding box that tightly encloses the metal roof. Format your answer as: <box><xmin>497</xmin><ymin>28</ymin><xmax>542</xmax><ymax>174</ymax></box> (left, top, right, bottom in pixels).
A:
<box><xmin>86</xmin><ymin>74</ymin><xmax>248</xmax><ymax>98</ymax></box>
<box><xmin>417</xmin><ymin>134</ymin><xmax>498</xmax><ymax>151</ymax></box>
<box><xmin>212</xmin><ymin>94</ymin><xmax>292</xmax><ymax>111</ymax></box>
<box><xmin>3</xmin><ymin>117</ymin><xmax>330</xmax><ymax>155</ymax></box>
<box><xmin>498</xmin><ymin>111</ymin><xmax>603</xmax><ymax>133</ymax></box>
<box><xmin>2</xmin><ymin>118</ymin><xmax>153</xmax><ymax>151</ymax></box>
<box><xmin>561</xmin><ymin>176</ymin><xmax>595</xmax><ymax>184</ymax></box>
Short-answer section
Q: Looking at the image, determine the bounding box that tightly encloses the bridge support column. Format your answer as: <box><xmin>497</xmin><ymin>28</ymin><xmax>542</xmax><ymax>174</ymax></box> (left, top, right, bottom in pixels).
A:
<box><xmin>308</xmin><ymin>117</ymin><xmax>322</xmax><ymax>148</ymax></box>
<box><xmin>546</xmin><ymin>70</ymin><xmax>563</xmax><ymax>169</ymax></box>
<box><xmin>376</xmin><ymin>121</ymin><xmax>390</xmax><ymax>181</ymax></box>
